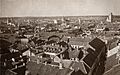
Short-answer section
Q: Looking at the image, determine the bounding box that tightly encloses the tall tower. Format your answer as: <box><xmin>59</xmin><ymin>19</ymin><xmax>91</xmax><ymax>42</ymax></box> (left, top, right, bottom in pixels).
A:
<box><xmin>106</xmin><ymin>13</ymin><xmax>113</xmax><ymax>22</ymax></box>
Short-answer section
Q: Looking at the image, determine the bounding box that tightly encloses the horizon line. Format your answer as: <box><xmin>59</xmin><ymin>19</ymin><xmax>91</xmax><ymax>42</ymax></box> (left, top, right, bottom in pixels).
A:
<box><xmin>0</xmin><ymin>14</ymin><xmax>120</xmax><ymax>18</ymax></box>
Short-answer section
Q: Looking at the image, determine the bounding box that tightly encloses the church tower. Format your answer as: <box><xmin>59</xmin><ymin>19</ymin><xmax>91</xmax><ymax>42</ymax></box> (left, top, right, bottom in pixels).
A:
<box><xmin>106</xmin><ymin>13</ymin><xmax>113</xmax><ymax>22</ymax></box>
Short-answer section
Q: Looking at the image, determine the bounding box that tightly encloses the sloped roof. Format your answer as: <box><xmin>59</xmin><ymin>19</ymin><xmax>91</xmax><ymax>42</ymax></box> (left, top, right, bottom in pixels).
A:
<box><xmin>107</xmin><ymin>38</ymin><xmax>118</xmax><ymax>50</ymax></box>
<box><xmin>104</xmin><ymin>64</ymin><xmax>120</xmax><ymax>75</ymax></box>
<box><xmin>107</xmin><ymin>46</ymin><xmax>119</xmax><ymax>57</ymax></box>
<box><xmin>0</xmin><ymin>39</ymin><xmax>12</xmax><ymax>49</ymax></box>
<box><xmin>83</xmin><ymin>62</ymin><xmax>90</xmax><ymax>73</ymax></box>
<box><xmin>71</xmin><ymin>61</ymin><xmax>87</xmax><ymax>74</ymax></box>
<box><xmin>16</xmin><ymin>43</ymin><xmax>28</xmax><ymax>51</ymax></box>
<box><xmin>69</xmin><ymin>50</ymin><xmax>80</xmax><ymax>59</ymax></box>
<box><xmin>45</xmin><ymin>40</ymin><xmax>56</xmax><ymax>44</ymax></box>
<box><xmin>36</xmin><ymin>39</ymin><xmax>45</xmax><ymax>44</ymax></box>
<box><xmin>71</xmin><ymin>70</ymin><xmax>85</xmax><ymax>75</ymax></box>
<box><xmin>69</xmin><ymin>37</ymin><xmax>92</xmax><ymax>42</ymax></box>
<box><xmin>1</xmin><ymin>52</ymin><xmax>21</xmax><ymax>60</ymax></box>
<box><xmin>113</xmin><ymin>15</ymin><xmax>120</xmax><ymax>22</ymax></box>
<box><xmin>27</xmin><ymin>62</ymin><xmax>43</xmax><ymax>75</ymax></box>
<box><xmin>56</xmin><ymin>68</ymin><xmax>73</xmax><ymax>75</ymax></box>
<box><xmin>89</xmin><ymin>37</ymin><xmax>106</xmax><ymax>53</ymax></box>
<box><xmin>48</xmin><ymin>35</ymin><xmax>60</xmax><ymax>40</ymax></box>
<box><xmin>62</xmin><ymin>60</ymin><xmax>73</xmax><ymax>68</ymax></box>
<box><xmin>57</xmin><ymin>41</ymin><xmax>68</xmax><ymax>47</ymax></box>
<box><xmin>83</xmin><ymin>53</ymin><xmax>96</xmax><ymax>68</ymax></box>
<box><xmin>69</xmin><ymin>41</ymin><xmax>87</xmax><ymax>46</ymax></box>
<box><xmin>5</xmin><ymin>69</ymin><xmax>17</xmax><ymax>75</ymax></box>
<box><xmin>27</xmin><ymin>61</ymin><xmax>73</xmax><ymax>75</ymax></box>
<box><xmin>12</xmin><ymin>65</ymin><xmax>26</xmax><ymax>75</ymax></box>
<box><xmin>87</xmin><ymin>48</ymin><xmax>98</xmax><ymax>57</ymax></box>
<box><xmin>24</xmin><ymin>32</ymin><xmax>34</xmax><ymax>35</ymax></box>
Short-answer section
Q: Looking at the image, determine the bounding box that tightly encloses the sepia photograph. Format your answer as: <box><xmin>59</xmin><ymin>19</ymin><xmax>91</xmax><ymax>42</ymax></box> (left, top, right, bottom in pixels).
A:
<box><xmin>0</xmin><ymin>0</ymin><xmax>120</xmax><ymax>75</ymax></box>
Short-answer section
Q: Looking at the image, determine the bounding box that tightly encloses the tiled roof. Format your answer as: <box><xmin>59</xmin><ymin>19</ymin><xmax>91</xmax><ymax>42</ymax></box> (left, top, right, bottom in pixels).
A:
<box><xmin>27</xmin><ymin>62</ymin><xmax>73</xmax><ymax>75</ymax></box>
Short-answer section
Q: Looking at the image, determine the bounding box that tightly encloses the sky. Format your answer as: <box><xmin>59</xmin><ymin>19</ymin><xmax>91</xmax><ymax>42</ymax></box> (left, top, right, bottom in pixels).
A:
<box><xmin>0</xmin><ymin>0</ymin><xmax>120</xmax><ymax>17</ymax></box>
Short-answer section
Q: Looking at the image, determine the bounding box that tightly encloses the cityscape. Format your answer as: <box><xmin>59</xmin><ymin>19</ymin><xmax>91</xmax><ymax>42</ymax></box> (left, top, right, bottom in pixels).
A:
<box><xmin>0</xmin><ymin>0</ymin><xmax>120</xmax><ymax>75</ymax></box>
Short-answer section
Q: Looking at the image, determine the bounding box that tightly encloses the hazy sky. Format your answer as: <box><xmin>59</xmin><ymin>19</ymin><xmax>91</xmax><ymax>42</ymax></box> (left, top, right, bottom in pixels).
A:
<box><xmin>0</xmin><ymin>0</ymin><xmax>120</xmax><ymax>17</ymax></box>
